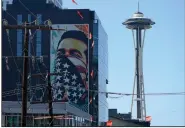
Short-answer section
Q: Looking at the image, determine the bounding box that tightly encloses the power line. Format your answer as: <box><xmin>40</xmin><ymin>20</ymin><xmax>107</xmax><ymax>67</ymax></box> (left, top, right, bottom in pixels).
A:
<box><xmin>3</xmin><ymin>18</ymin><xmax>59</xmax><ymax>115</ymax></box>
<box><xmin>5</xmin><ymin>28</ymin><xmax>22</xmax><ymax>76</ymax></box>
<box><xmin>30</xmin><ymin>29</ymin><xmax>48</xmax><ymax>81</ymax></box>
<box><xmin>3</xmin><ymin>83</ymin><xmax>185</xmax><ymax>98</ymax></box>
<box><xmin>18</xmin><ymin>0</ymin><xmax>37</xmax><ymax>18</ymax></box>
<box><xmin>4</xmin><ymin>11</ymin><xmax>17</xmax><ymax>23</ymax></box>
<box><xmin>4</xmin><ymin>22</ymin><xmax>49</xmax><ymax>86</ymax></box>
<box><xmin>3</xmin><ymin>18</ymin><xmax>56</xmax><ymax>82</ymax></box>
<box><xmin>3</xmin><ymin>18</ymin><xmax>58</xmax><ymax>126</ymax></box>
<box><xmin>3</xmin><ymin>19</ymin><xmax>60</xmax><ymax>76</ymax></box>
<box><xmin>3</xmin><ymin>19</ymin><xmax>66</xmax><ymax>126</ymax></box>
<box><xmin>2</xmin><ymin>0</ymin><xmax>99</xmax><ymax>125</ymax></box>
<box><xmin>4</xmin><ymin>5</ymin><xmax>51</xmax><ymax>26</ymax></box>
<box><xmin>4</xmin><ymin>11</ymin><xmax>36</xmax><ymax>25</ymax></box>
<box><xmin>2</xmin><ymin>56</ymin><xmax>48</xmax><ymax>58</ymax></box>
<box><xmin>18</xmin><ymin>0</ymin><xmax>45</xmax><ymax>25</ymax></box>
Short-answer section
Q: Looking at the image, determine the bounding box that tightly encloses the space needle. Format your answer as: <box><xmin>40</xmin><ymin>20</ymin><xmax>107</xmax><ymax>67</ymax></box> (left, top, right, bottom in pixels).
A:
<box><xmin>123</xmin><ymin>2</ymin><xmax>155</xmax><ymax>121</ymax></box>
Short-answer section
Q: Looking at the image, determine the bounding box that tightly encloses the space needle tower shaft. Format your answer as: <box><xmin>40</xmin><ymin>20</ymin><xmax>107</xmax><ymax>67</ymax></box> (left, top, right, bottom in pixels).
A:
<box><xmin>123</xmin><ymin>2</ymin><xmax>155</xmax><ymax>121</ymax></box>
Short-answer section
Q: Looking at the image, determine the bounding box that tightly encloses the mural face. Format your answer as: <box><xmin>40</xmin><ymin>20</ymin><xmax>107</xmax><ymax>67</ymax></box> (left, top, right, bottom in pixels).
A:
<box><xmin>50</xmin><ymin>24</ymin><xmax>89</xmax><ymax>112</ymax></box>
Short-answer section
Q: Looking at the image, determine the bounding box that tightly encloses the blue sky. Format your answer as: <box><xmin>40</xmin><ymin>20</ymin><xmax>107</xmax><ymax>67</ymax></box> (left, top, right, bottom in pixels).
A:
<box><xmin>62</xmin><ymin>0</ymin><xmax>185</xmax><ymax>126</ymax></box>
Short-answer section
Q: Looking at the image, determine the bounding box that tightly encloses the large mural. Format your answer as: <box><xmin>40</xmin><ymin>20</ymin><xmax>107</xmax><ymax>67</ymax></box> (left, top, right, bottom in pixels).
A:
<box><xmin>50</xmin><ymin>24</ymin><xmax>90</xmax><ymax>112</ymax></box>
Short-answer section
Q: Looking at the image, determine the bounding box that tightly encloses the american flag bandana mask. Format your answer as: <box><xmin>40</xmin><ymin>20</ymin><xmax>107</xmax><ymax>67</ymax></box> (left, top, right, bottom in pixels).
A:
<box><xmin>52</xmin><ymin>52</ymin><xmax>88</xmax><ymax>112</ymax></box>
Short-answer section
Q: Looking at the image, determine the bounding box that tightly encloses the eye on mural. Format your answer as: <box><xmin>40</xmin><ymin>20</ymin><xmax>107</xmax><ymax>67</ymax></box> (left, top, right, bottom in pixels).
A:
<box><xmin>50</xmin><ymin>24</ymin><xmax>89</xmax><ymax>112</ymax></box>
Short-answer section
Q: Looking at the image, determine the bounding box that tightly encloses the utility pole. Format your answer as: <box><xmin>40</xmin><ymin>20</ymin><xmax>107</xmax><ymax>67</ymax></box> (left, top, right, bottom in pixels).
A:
<box><xmin>3</xmin><ymin>22</ymin><xmax>65</xmax><ymax>126</ymax></box>
<box><xmin>21</xmin><ymin>22</ymin><xmax>29</xmax><ymax>127</ymax></box>
<box><xmin>31</xmin><ymin>72</ymin><xmax>62</xmax><ymax>126</ymax></box>
<box><xmin>31</xmin><ymin>72</ymin><xmax>54</xmax><ymax>126</ymax></box>
<box><xmin>47</xmin><ymin>71</ymin><xmax>53</xmax><ymax>126</ymax></box>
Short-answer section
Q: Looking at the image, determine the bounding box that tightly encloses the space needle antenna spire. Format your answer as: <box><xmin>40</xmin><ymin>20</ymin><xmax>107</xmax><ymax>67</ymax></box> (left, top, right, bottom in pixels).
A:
<box><xmin>138</xmin><ymin>0</ymin><xmax>140</xmax><ymax>12</ymax></box>
<box><xmin>123</xmin><ymin>2</ymin><xmax>155</xmax><ymax>121</ymax></box>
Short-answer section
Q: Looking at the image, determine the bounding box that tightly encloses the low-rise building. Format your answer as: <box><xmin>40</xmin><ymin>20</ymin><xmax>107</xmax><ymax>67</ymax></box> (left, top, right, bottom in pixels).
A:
<box><xmin>2</xmin><ymin>101</ymin><xmax>92</xmax><ymax>127</ymax></box>
<box><xmin>108</xmin><ymin>109</ymin><xmax>150</xmax><ymax>127</ymax></box>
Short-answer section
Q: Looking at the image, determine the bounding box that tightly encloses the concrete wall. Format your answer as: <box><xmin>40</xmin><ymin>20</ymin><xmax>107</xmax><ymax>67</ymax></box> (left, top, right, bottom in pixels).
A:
<box><xmin>1</xmin><ymin>115</ymin><xmax>5</xmax><ymax>127</ymax></box>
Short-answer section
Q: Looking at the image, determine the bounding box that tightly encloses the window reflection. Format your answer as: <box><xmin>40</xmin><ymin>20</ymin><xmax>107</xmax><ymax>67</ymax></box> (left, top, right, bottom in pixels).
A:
<box><xmin>17</xmin><ymin>15</ymin><xmax>22</xmax><ymax>56</ymax></box>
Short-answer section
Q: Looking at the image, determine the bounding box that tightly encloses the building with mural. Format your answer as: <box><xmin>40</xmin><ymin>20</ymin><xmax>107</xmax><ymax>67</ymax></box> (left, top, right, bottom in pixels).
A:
<box><xmin>2</xmin><ymin>0</ymin><xmax>108</xmax><ymax>126</ymax></box>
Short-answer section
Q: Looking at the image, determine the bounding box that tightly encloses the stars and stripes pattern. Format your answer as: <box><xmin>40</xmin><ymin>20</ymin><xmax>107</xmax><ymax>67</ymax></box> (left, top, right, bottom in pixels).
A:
<box><xmin>52</xmin><ymin>53</ymin><xmax>88</xmax><ymax>112</ymax></box>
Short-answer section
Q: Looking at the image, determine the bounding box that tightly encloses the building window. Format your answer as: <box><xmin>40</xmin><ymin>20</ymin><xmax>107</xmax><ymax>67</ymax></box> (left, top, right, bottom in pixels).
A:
<box><xmin>94</xmin><ymin>19</ymin><xmax>98</xmax><ymax>23</ymax></box>
<box><xmin>36</xmin><ymin>14</ymin><xmax>42</xmax><ymax>56</ymax></box>
<box><xmin>17</xmin><ymin>15</ymin><xmax>22</xmax><ymax>56</ymax></box>
<box><xmin>28</xmin><ymin>14</ymin><xmax>32</xmax><ymax>56</ymax></box>
<box><xmin>17</xmin><ymin>14</ymin><xmax>23</xmax><ymax>100</ymax></box>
